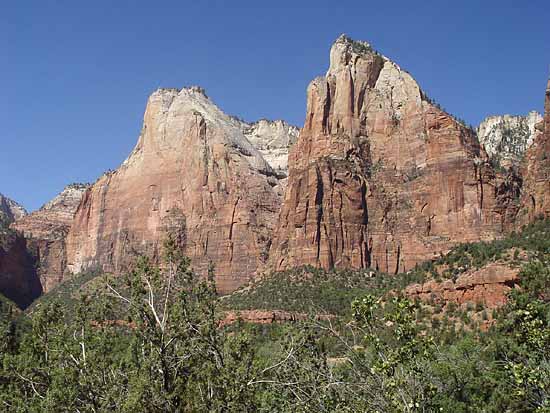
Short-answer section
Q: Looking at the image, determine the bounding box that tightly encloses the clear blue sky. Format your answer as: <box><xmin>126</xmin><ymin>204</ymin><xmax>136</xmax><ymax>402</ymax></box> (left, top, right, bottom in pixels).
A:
<box><xmin>2</xmin><ymin>1</ymin><xmax>549</xmax><ymax>211</ymax></box>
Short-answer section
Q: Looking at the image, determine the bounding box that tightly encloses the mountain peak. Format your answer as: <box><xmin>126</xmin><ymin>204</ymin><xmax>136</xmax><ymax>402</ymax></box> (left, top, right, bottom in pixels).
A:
<box><xmin>0</xmin><ymin>193</ymin><xmax>27</xmax><ymax>225</ymax></box>
<box><xmin>328</xmin><ymin>35</ymin><xmax>383</xmax><ymax>76</ymax></box>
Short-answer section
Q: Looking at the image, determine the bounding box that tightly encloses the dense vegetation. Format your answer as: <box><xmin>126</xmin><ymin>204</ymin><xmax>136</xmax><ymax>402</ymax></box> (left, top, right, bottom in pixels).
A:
<box><xmin>1</xmin><ymin>221</ymin><xmax>549</xmax><ymax>412</ymax></box>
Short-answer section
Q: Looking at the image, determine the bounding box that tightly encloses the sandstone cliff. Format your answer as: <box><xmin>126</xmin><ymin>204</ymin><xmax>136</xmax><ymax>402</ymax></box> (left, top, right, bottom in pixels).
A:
<box><xmin>0</xmin><ymin>193</ymin><xmax>27</xmax><ymax>225</ymax></box>
<box><xmin>477</xmin><ymin>111</ymin><xmax>542</xmax><ymax>169</ymax></box>
<box><xmin>11</xmin><ymin>184</ymin><xmax>89</xmax><ymax>292</ymax></box>
<box><xmin>269</xmin><ymin>35</ymin><xmax>517</xmax><ymax>275</ymax></box>
<box><xmin>518</xmin><ymin>78</ymin><xmax>550</xmax><ymax>223</ymax></box>
<box><xmin>66</xmin><ymin>87</ymin><xmax>289</xmax><ymax>293</ymax></box>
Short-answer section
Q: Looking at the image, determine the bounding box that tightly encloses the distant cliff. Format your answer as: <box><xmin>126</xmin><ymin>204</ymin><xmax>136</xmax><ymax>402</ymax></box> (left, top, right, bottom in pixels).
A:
<box><xmin>477</xmin><ymin>111</ymin><xmax>542</xmax><ymax>168</ymax></box>
<box><xmin>11</xmin><ymin>184</ymin><xmax>89</xmax><ymax>292</ymax></box>
<box><xmin>0</xmin><ymin>193</ymin><xmax>27</xmax><ymax>226</ymax></box>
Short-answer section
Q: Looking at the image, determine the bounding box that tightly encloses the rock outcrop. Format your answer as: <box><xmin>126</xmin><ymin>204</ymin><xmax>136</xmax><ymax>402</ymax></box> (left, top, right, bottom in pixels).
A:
<box><xmin>403</xmin><ymin>262</ymin><xmax>520</xmax><ymax>309</ymax></box>
<box><xmin>0</xmin><ymin>193</ymin><xmax>27</xmax><ymax>225</ymax></box>
<box><xmin>11</xmin><ymin>184</ymin><xmax>89</xmax><ymax>292</ymax></box>
<box><xmin>269</xmin><ymin>35</ymin><xmax>518</xmax><ymax>275</ymax></box>
<box><xmin>477</xmin><ymin>111</ymin><xmax>542</xmax><ymax>169</ymax></box>
<box><xmin>518</xmin><ymin>78</ymin><xmax>550</xmax><ymax>223</ymax></box>
<box><xmin>66</xmin><ymin>87</ymin><xmax>287</xmax><ymax>293</ymax></box>
<box><xmin>220</xmin><ymin>309</ymin><xmax>309</xmax><ymax>326</ymax></box>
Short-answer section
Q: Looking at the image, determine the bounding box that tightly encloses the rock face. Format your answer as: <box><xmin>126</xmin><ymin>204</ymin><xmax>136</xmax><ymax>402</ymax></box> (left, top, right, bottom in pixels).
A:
<box><xmin>11</xmin><ymin>184</ymin><xmax>89</xmax><ymax>292</ymax></box>
<box><xmin>0</xmin><ymin>229</ymin><xmax>41</xmax><ymax>309</ymax></box>
<box><xmin>0</xmin><ymin>195</ymin><xmax>38</xmax><ymax>309</ymax></box>
<box><xmin>0</xmin><ymin>193</ymin><xmax>27</xmax><ymax>225</ymax></box>
<box><xmin>519</xmin><ymin>78</ymin><xmax>550</xmax><ymax>223</ymax></box>
<box><xmin>242</xmin><ymin>120</ymin><xmax>299</xmax><ymax>177</ymax></box>
<box><xmin>66</xmin><ymin>87</ymin><xmax>286</xmax><ymax>293</ymax></box>
<box><xmin>477</xmin><ymin>111</ymin><xmax>542</xmax><ymax>168</ymax></box>
<box><xmin>403</xmin><ymin>263</ymin><xmax>520</xmax><ymax>309</ymax></box>
<box><xmin>269</xmin><ymin>35</ymin><xmax>517</xmax><ymax>275</ymax></box>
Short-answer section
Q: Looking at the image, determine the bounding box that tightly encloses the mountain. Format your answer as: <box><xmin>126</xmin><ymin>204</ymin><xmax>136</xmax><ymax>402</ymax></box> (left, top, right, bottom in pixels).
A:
<box><xmin>5</xmin><ymin>36</ymin><xmax>549</xmax><ymax>307</ymax></box>
<box><xmin>519</xmin><ymin>78</ymin><xmax>550</xmax><ymax>223</ymax></box>
<box><xmin>11</xmin><ymin>184</ymin><xmax>89</xmax><ymax>292</ymax></box>
<box><xmin>0</xmin><ymin>193</ymin><xmax>27</xmax><ymax>226</ymax></box>
<box><xmin>477</xmin><ymin>111</ymin><xmax>542</xmax><ymax>168</ymax></box>
<box><xmin>65</xmin><ymin>87</ymin><xmax>297</xmax><ymax>293</ymax></box>
<box><xmin>269</xmin><ymin>35</ymin><xmax>518</xmax><ymax>275</ymax></box>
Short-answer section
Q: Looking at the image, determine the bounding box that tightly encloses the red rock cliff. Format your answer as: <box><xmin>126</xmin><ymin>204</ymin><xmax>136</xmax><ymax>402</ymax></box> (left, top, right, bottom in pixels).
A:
<box><xmin>66</xmin><ymin>87</ymin><xmax>284</xmax><ymax>293</ymax></box>
<box><xmin>269</xmin><ymin>35</ymin><xmax>517</xmax><ymax>274</ymax></box>
<box><xmin>518</xmin><ymin>78</ymin><xmax>550</xmax><ymax>223</ymax></box>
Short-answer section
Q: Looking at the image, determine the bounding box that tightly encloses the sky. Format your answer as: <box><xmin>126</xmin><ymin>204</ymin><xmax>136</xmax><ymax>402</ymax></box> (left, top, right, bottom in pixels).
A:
<box><xmin>2</xmin><ymin>0</ymin><xmax>549</xmax><ymax>211</ymax></box>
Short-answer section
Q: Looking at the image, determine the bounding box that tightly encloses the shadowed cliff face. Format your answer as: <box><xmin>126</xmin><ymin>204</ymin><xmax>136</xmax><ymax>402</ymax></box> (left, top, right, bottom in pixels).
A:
<box><xmin>519</xmin><ymin>78</ymin><xmax>550</xmax><ymax>223</ymax></box>
<box><xmin>269</xmin><ymin>35</ymin><xmax>518</xmax><ymax>274</ymax></box>
<box><xmin>11</xmin><ymin>184</ymin><xmax>89</xmax><ymax>293</ymax></box>
<box><xmin>0</xmin><ymin>230</ymin><xmax>41</xmax><ymax>309</ymax></box>
<box><xmin>65</xmin><ymin>87</ymin><xmax>286</xmax><ymax>293</ymax></box>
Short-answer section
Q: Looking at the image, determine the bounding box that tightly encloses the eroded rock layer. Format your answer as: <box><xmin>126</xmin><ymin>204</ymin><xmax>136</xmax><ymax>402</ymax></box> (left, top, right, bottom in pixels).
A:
<box><xmin>66</xmin><ymin>87</ymin><xmax>286</xmax><ymax>293</ymax></box>
<box><xmin>269</xmin><ymin>35</ymin><xmax>517</xmax><ymax>274</ymax></box>
<box><xmin>403</xmin><ymin>263</ymin><xmax>520</xmax><ymax>309</ymax></box>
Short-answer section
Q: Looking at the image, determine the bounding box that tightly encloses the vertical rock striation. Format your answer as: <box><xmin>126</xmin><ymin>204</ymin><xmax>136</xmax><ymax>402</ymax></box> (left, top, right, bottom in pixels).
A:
<box><xmin>66</xmin><ymin>87</ymin><xmax>286</xmax><ymax>293</ymax></box>
<box><xmin>519</xmin><ymin>78</ymin><xmax>550</xmax><ymax>223</ymax></box>
<box><xmin>269</xmin><ymin>35</ymin><xmax>517</xmax><ymax>274</ymax></box>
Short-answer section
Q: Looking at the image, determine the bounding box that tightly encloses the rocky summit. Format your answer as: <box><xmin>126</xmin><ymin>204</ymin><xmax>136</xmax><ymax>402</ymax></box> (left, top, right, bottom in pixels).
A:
<box><xmin>2</xmin><ymin>35</ymin><xmax>550</xmax><ymax>306</ymax></box>
<box><xmin>269</xmin><ymin>35</ymin><xmax>520</xmax><ymax>275</ymax></box>
<box><xmin>65</xmin><ymin>87</ymin><xmax>297</xmax><ymax>293</ymax></box>
<box><xmin>477</xmin><ymin>111</ymin><xmax>542</xmax><ymax>169</ymax></box>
